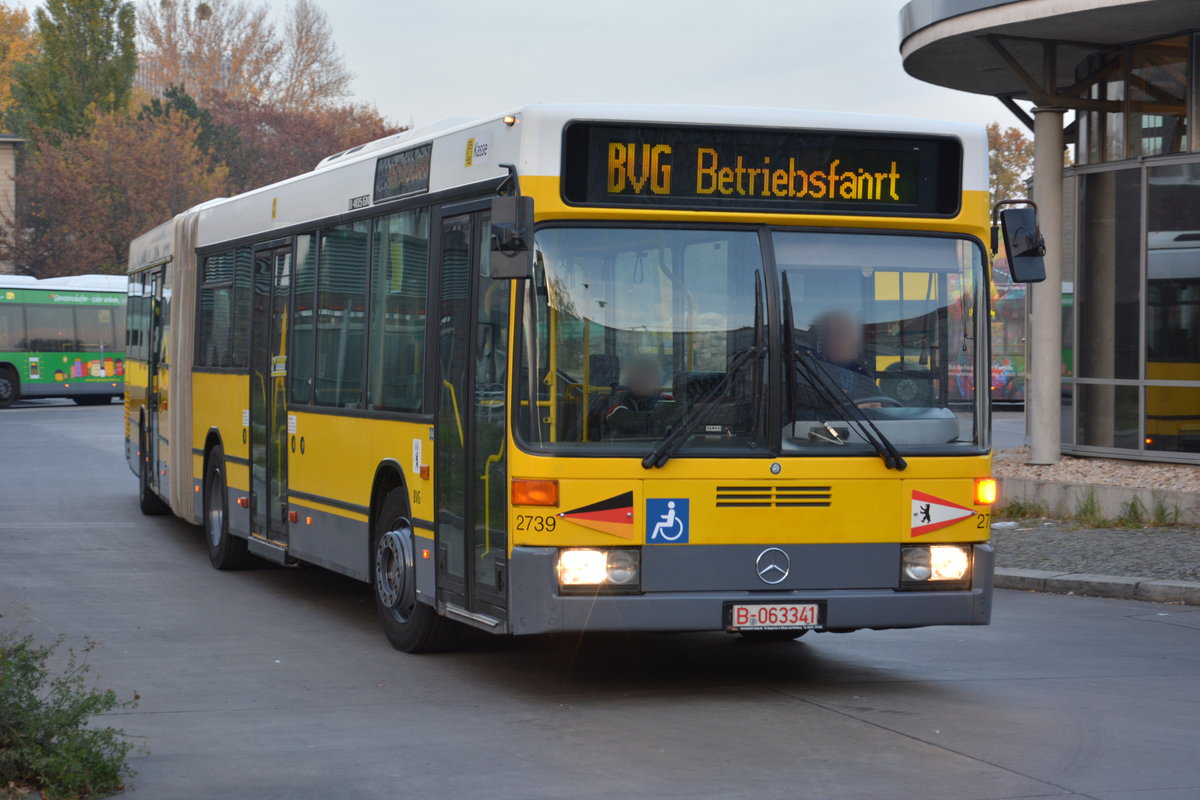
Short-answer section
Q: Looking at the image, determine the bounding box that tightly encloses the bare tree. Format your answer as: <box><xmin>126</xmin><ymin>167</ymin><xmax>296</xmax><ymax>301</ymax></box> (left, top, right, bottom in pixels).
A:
<box><xmin>137</xmin><ymin>0</ymin><xmax>281</xmax><ymax>103</ymax></box>
<box><xmin>276</xmin><ymin>0</ymin><xmax>352</xmax><ymax>111</ymax></box>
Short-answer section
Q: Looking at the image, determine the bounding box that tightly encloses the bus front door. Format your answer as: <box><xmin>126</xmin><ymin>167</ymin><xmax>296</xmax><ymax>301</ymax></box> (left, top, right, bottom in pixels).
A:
<box><xmin>145</xmin><ymin>267</ymin><xmax>164</xmax><ymax>494</ymax></box>
<box><xmin>436</xmin><ymin>210</ymin><xmax>511</xmax><ymax>626</ymax></box>
<box><xmin>249</xmin><ymin>244</ymin><xmax>292</xmax><ymax>546</ymax></box>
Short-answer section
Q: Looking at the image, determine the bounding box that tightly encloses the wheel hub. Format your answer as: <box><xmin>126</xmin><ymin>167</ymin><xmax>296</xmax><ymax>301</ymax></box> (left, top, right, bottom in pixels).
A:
<box><xmin>375</xmin><ymin>528</ymin><xmax>414</xmax><ymax>611</ymax></box>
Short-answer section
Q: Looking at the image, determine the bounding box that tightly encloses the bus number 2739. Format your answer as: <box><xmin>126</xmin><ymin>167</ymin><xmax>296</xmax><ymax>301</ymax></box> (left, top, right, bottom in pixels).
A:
<box><xmin>515</xmin><ymin>514</ymin><xmax>557</xmax><ymax>532</ymax></box>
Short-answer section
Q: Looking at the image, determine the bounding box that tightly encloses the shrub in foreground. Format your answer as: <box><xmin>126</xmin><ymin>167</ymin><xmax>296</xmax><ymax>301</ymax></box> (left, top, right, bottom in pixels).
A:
<box><xmin>0</xmin><ymin>632</ymin><xmax>138</xmax><ymax>799</ymax></box>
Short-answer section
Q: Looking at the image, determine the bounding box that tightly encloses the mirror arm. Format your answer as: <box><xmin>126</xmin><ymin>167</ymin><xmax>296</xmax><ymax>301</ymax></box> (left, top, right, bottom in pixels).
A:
<box><xmin>991</xmin><ymin>198</ymin><xmax>1039</xmax><ymax>255</ymax></box>
<box><xmin>498</xmin><ymin>162</ymin><xmax>521</xmax><ymax>197</ymax></box>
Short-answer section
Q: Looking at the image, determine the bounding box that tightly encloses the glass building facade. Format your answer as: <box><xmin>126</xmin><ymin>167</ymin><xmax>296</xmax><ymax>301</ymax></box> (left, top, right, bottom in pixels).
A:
<box><xmin>1062</xmin><ymin>32</ymin><xmax>1200</xmax><ymax>461</ymax></box>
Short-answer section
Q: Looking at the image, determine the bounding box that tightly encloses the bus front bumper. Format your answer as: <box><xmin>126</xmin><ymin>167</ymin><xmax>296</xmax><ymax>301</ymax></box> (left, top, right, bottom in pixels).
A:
<box><xmin>507</xmin><ymin>543</ymin><xmax>993</xmax><ymax>635</ymax></box>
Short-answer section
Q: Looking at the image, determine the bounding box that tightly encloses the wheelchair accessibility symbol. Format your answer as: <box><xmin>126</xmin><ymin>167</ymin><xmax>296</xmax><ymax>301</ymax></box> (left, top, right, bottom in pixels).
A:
<box><xmin>646</xmin><ymin>498</ymin><xmax>689</xmax><ymax>543</ymax></box>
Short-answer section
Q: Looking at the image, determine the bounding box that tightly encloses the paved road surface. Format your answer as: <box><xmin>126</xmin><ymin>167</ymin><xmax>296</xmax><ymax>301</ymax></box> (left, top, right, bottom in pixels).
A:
<box><xmin>992</xmin><ymin>409</ymin><xmax>1024</xmax><ymax>451</ymax></box>
<box><xmin>1</xmin><ymin>402</ymin><xmax>1197</xmax><ymax>800</ymax></box>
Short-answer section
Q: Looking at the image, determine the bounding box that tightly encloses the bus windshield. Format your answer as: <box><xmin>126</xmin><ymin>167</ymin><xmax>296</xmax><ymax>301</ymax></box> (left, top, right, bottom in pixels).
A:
<box><xmin>776</xmin><ymin>231</ymin><xmax>982</xmax><ymax>455</ymax></box>
<box><xmin>515</xmin><ymin>226</ymin><xmax>984</xmax><ymax>457</ymax></box>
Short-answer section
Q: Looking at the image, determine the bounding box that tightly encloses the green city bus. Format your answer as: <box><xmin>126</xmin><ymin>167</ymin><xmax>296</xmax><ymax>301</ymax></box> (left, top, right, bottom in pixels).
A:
<box><xmin>0</xmin><ymin>274</ymin><xmax>127</xmax><ymax>408</ymax></box>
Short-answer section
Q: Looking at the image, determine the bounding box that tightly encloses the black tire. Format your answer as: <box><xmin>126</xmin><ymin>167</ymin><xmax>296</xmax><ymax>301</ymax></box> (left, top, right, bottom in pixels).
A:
<box><xmin>204</xmin><ymin>445</ymin><xmax>254</xmax><ymax>570</ymax></box>
<box><xmin>0</xmin><ymin>367</ymin><xmax>17</xmax><ymax>408</ymax></box>
<box><xmin>72</xmin><ymin>395</ymin><xmax>111</xmax><ymax>406</ymax></box>
<box><xmin>738</xmin><ymin>630</ymin><xmax>808</xmax><ymax>642</ymax></box>
<box><xmin>373</xmin><ymin>490</ymin><xmax>457</xmax><ymax>653</ymax></box>
<box><xmin>138</xmin><ymin>423</ymin><xmax>170</xmax><ymax>515</ymax></box>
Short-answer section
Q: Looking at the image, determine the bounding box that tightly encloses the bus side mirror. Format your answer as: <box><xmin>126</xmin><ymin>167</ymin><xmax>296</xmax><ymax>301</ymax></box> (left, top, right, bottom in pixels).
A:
<box><xmin>998</xmin><ymin>206</ymin><xmax>1046</xmax><ymax>283</ymax></box>
<box><xmin>489</xmin><ymin>195</ymin><xmax>534</xmax><ymax>279</ymax></box>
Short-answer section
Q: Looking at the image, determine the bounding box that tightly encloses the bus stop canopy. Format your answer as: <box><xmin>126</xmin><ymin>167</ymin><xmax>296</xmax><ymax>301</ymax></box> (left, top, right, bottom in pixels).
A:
<box><xmin>901</xmin><ymin>0</ymin><xmax>1200</xmax><ymax>102</ymax></box>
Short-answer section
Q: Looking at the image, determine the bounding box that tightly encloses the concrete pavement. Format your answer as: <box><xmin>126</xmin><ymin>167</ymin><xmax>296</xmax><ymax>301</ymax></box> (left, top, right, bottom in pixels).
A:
<box><xmin>2</xmin><ymin>402</ymin><xmax>1198</xmax><ymax>800</ymax></box>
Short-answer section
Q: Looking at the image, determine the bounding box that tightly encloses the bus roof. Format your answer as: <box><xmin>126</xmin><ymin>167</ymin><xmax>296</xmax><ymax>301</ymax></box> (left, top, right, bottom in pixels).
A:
<box><xmin>0</xmin><ymin>274</ymin><xmax>127</xmax><ymax>292</ymax></box>
<box><xmin>130</xmin><ymin>104</ymin><xmax>989</xmax><ymax>262</ymax></box>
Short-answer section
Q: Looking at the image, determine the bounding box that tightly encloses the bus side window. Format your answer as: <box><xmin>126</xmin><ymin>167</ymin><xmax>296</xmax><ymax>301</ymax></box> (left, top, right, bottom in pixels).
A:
<box><xmin>0</xmin><ymin>302</ymin><xmax>25</xmax><ymax>351</ymax></box>
<box><xmin>368</xmin><ymin>208</ymin><xmax>429</xmax><ymax>412</ymax></box>
<box><xmin>315</xmin><ymin>221</ymin><xmax>369</xmax><ymax>408</ymax></box>
<box><xmin>291</xmin><ymin>235</ymin><xmax>317</xmax><ymax>405</ymax></box>
<box><xmin>198</xmin><ymin>252</ymin><xmax>235</xmax><ymax>368</ymax></box>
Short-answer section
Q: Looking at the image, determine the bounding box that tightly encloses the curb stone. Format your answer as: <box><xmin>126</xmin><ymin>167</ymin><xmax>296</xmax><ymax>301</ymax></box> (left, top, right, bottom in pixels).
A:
<box><xmin>995</xmin><ymin>568</ymin><xmax>1200</xmax><ymax>606</ymax></box>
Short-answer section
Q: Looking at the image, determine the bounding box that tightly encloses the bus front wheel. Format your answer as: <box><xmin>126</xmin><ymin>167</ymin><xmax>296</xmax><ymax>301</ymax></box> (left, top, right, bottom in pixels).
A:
<box><xmin>373</xmin><ymin>490</ymin><xmax>456</xmax><ymax>653</ymax></box>
<box><xmin>204</xmin><ymin>445</ymin><xmax>253</xmax><ymax>569</ymax></box>
<box><xmin>0</xmin><ymin>367</ymin><xmax>17</xmax><ymax>408</ymax></box>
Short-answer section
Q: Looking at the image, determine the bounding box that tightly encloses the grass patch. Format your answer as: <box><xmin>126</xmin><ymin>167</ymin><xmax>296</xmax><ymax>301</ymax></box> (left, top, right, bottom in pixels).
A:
<box><xmin>1073</xmin><ymin>488</ymin><xmax>1113</xmax><ymax>527</ymax></box>
<box><xmin>1115</xmin><ymin>495</ymin><xmax>1147</xmax><ymax>527</ymax></box>
<box><xmin>995</xmin><ymin>497</ymin><xmax>1049</xmax><ymax>520</ymax></box>
<box><xmin>1151</xmin><ymin>493</ymin><xmax>1183</xmax><ymax>527</ymax></box>
<box><xmin>0</xmin><ymin>631</ymin><xmax>139</xmax><ymax>800</ymax></box>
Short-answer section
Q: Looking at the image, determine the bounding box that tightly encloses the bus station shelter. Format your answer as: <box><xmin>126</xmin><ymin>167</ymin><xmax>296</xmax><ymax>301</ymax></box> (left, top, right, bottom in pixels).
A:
<box><xmin>901</xmin><ymin>0</ymin><xmax>1200</xmax><ymax>464</ymax></box>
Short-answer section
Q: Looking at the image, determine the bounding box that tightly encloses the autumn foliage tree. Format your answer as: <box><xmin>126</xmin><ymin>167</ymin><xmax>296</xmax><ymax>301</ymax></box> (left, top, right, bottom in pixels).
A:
<box><xmin>0</xmin><ymin>5</ymin><xmax>36</xmax><ymax>117</ymax></box>
<box><xmin>987</xmin><ymin>121</ymin><xmax>1035</xmax><ymax>210</ymax></box>
<box><xmin>210</xmin><ymin>95</ymin><xmax>400</xmax><ymax>191</ymax></box>
<box><xmin>136</xmin><ymin>0</ymin><xmax>279</xmax><ymax>104</ymax></box>
<box><xmin>10</xmin><ymin>0</ymin><xmax>137</xmax><ymax>140</ymax></box>
<box><xmin>137</xmin><ymin>0</ymin><xmax>352</xmax><ymax>110</ymax></box>
<box><xmin>5</xmin><ymin>111</ymin><xmax>227</xmax><ymax>275</ymax></box>
<box><xmin>0</xmin><ymin>0</ymin><xmax>398</xmax><ymax>276</ymax></box>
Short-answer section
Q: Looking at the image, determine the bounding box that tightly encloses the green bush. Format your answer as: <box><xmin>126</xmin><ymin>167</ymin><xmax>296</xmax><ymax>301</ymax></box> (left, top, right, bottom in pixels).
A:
<box><xmin>0</xmin><ymin>632</ymin><xmax>138</xmax><ymax>800</ymax></box>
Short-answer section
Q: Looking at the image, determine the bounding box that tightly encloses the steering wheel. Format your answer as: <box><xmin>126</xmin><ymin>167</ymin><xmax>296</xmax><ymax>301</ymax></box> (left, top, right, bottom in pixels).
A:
<box><xmin>856</xmin><ymin>395</ymin><xmax>903</xmax><ymax>408</ymax></box>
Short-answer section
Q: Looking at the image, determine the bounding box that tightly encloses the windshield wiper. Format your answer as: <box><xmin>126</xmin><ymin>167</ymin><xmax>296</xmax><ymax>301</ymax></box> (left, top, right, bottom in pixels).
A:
<box><xmin>642</xmin><ymin>271</ymin><xmax>766</xmax><ymax>470</ymax></box>
<box><xmin>781</xmin><ymin>272</ymin><xmax>907</xmax><ymax>471</ymax></box>
<box><xmin>794</xmin><ymin>349</ymin><xmax>907</xmax><ymax>470</ymax></box>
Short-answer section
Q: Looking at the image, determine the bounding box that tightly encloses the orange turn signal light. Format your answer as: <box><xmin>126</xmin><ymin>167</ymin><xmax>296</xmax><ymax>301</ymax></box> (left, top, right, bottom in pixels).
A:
<box><xmin>975</xmin><ymin>478</ymin><xmax>997</xmax><ymax>506</ymax></box>
<box><xmin>236</xmin><ymin>497</ymin><xmax>249</xmax><ymax>508</ymax></box>
<box><xmin>511</xmin><ymin>478</ymin><xmax>558</xmax><ymax>507</ymax></box>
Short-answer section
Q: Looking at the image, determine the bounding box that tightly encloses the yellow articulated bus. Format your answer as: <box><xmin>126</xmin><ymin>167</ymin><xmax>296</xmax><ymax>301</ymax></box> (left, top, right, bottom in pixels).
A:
<box><xmin>127</xmin><ymin>104</ymin><xmax>1038</xmax><ymax>651</ymax></box>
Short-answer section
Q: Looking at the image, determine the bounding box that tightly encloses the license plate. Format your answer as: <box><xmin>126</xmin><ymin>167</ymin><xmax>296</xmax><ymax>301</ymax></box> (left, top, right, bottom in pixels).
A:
<box><xmin>726</xmin><ymin>602</ymin><xmax>822</xmax><ymax>631</ymax></box>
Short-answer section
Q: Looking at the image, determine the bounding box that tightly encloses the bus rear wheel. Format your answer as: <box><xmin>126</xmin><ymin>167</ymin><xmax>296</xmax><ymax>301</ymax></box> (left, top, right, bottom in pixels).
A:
<box><xmin>204</xmin><ymin>445</ymin><xmax>253</xmax><ymax>570</ymax></box>
<box><xmin>137</xmin><ymin>423</ymin><xmax>170</xmax><ymax>515</ymax></box>
<box><xmin>0</xmin><ymin>367</ymin><xmax>17</xmax><ymax>408</ymax></box>
<box><xmin>373</xmin><ymin>490</ymin><xmax>456</xmax><ymax>653</ymax></box>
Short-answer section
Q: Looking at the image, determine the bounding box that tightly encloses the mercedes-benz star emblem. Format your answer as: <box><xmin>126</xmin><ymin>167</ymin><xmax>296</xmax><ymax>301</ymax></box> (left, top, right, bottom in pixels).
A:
<box><xmin>755</xmin><ymin>547</ymin><xmax>790</xmax><ymax>585</ymax></box>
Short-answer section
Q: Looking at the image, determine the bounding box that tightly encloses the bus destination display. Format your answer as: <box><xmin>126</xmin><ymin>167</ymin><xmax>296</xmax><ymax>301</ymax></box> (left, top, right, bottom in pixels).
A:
<box><xmin>562</xmin><ymin>123</ymin><xmax>961</xmax><ymax>216</ymax></box>
<box><xmin>373</xmin><ymin>143</ymin><xmax>432</xmax><ymax>203</ymax></box>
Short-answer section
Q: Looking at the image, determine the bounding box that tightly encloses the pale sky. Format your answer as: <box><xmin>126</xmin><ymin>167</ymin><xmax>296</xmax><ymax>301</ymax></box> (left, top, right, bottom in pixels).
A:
<box><xmin>10</xmin><ymin>0</ymin><xmax>1029</xmax><ymax>131</ymax></box>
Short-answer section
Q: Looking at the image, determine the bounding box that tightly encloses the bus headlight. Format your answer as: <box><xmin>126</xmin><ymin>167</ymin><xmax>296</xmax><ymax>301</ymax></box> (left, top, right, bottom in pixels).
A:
<box><xmin>557</xmin><ymin>548</ymin><xmax>640</xmax><ymax>592</ymax></box>
<box><xmin>930</xmin><ymin>545</ymin><xmax>970</xmax><ymax>581</ymax></box>
<box><xmin>901</xmin><ymin>545</ymin><xmax>971</xmax><ymax>588</ymax></box>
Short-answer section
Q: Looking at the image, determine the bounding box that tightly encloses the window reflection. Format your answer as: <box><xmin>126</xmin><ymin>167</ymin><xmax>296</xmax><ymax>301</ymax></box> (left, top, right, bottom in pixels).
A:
<box><xmin>1078</xmin><ymin>169</ymin><xmax>1140</xmax><ymax>379</ymax></box>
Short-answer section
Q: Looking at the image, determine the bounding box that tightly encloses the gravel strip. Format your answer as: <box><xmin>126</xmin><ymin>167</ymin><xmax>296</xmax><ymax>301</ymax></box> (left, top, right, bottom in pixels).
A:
<box><xmin>991</xmin><ymin>521</ymin><xmax>1200</xmax><ymax>582</ymax></box>
<box><xmin>993</xmin><ymin>447</ymin><xmax>1200</xmax><ymax>494</ymax></box>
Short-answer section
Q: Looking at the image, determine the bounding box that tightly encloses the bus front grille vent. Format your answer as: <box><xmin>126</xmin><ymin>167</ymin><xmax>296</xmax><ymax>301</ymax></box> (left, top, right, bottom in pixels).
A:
<box><xmin>714</xmin><ymin>486</ymin><xmax>832</xmax><ymax>509</ymax></box>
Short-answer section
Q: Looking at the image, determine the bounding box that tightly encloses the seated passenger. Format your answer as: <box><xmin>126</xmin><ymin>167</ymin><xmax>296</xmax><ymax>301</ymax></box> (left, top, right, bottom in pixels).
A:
<box><xmin>606</xmin><ymin>356</ymin><xmax>676</xmax><ymax>437</ymax></box>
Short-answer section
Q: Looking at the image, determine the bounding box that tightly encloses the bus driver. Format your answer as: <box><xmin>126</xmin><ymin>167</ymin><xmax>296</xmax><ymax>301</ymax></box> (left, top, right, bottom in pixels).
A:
<box><xmin>808</xmin><ymin>309</ymin><xmax>885</xmax><ymax>409</ymax></box>
<box><xmin>606</xmin><ymin>356</ymin><xmax>677</xmax><ymax>437</ymax></box>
